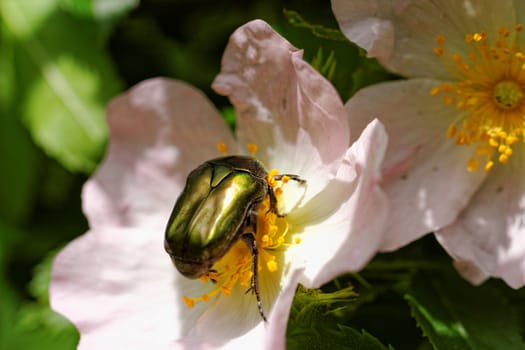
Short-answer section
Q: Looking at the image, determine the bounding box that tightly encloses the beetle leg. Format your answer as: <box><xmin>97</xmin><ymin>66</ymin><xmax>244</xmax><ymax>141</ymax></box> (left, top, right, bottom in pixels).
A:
<box><xmin>205</xmin><ymin>269</ymin><xmax>219</xmax><ymax>283</ymax></box>
<box><xmin>271</xmin><ymin>174</ymin><xmax>306</xmax><ymax>184</ymax></box>
<box><xmin>241</xmin><ymin>232</ymin><xmax>267</xmax><ymax>322</ymax></box>
<box><xmin>267</xmin><ymin>185</ymin><xmax>280</xmax><ymax>216</ymax></box>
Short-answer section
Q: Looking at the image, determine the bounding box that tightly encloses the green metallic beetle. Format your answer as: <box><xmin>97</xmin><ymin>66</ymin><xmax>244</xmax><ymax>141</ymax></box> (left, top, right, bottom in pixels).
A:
<box><xmin>164</xmin><ymin>155</ymin><xmax>304</xmax><ymax>321</ymax></box>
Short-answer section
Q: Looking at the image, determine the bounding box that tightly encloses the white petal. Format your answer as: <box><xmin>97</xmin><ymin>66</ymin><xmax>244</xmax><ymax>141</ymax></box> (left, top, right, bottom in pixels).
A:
<box><xmin>332</xmin><ymin>0</ymin><xmax>517</xmax><ymax>79</ymax></box>
<box><xmin>84</xmin><ymin>78</ymin><xmax>236</xmax><ymax>229</ymax></box>
<box><xmin>436</xmin><ymin>148</ymin><xmax>525</xmax><ymax>288</ymax></box>
<box><xmin>274</xmin><ymin>176</ymin><xmax>308</xmax><ymax>216</ymax></box>
<box><xmin>175</xmin><ymin>248</ymin><xmax>283</xmax><ymax>346</ymax></box>
<box><xmin>331</xmin><ymin>0</ymin><xmax>395</xmax><ymax>61</ymax></box>
<box><xmin>265</xmin><ymin>268</ymin><xmax>304</xmax><ymax>350</ymax></box>
<box><xmin>290</xmin><ymin>120</ymin><xmax>389</xmax><ymax>287</ymax></box>
<box><xmin>50</xmin><ymin>225</ymin><xmax>181</xmax><ymax>349</ymax></box>
<box><xmin>212</xmin><ymin>19</ymin><xmax>349</xmax><ymax>201</ymax></box>
<box><xmin>345</xmin><ymin>79</ymin><xmax>488</xmax><ymax>250</ymax></box>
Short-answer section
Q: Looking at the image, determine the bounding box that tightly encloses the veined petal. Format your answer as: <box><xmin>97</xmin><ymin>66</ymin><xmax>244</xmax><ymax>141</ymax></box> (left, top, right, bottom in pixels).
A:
<box><xmin>84</xmin><ymin>78</ymin><xmax>236</xmax><ymax>229</ymax></box>
<box><xmin>50</xmin><ymin>226</ymin><xmax>180</xmax><ymax>349</ymax></box>
<box><xmin>290</xmin><ymin>120</ymin><xmax>389</xmax><ymax>287</ymax></box>
<box><xmin>436</xmin><ymin>148</ymin><xmax>525</xmax><ymax>288</ymax></box>
<box><xmin>212</xmin><ymin>19</ymin><xmax>349</xmax><ymax>200</ymax></box>
<box><xmin>332</xmin><ymin>0</ymin><xmax>517</xmax><ymax>79</ymax></box>
<box><xmin>345</xmin><ymin>79</ymin><xmax>488</xmax><ymax>250</ymax></box>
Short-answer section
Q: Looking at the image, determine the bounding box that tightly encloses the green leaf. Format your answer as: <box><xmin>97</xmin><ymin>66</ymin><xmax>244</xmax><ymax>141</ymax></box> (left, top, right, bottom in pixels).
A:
<box><xmin>405</xmin><ymin>272</ymin><xmax>525</xmax><ymax>350</ymax></box>
<box><xmin>283</xmin><ymin>9</ymin><xmax>348</xmax><ymax>42</ymax></box>
<box><xmin>288</xmin><ymin>324</ymin><xmax>392</xmax><ymax>350</ymax></box>
<box><xmin>287</xmin><ymin>285</ymin><xmax>393</xmax><ymax>349</ymax></box>
<box><xmin>1</xmin><ymin>0</ymin><xmax>122</xmax><ymax>173</ymax></box>
<box><xmin>59</xmin><ymin>0</ymin><xmax>139</xmax><ymax>20</ymax></box>
<box><xmin>0</xmin><ymin>29</ymin><xmax>40</xmax><ymax>223</ymax></box>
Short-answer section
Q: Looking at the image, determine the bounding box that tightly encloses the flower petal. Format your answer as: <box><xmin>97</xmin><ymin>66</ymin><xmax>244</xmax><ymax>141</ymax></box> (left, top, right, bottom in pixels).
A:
<box><xmin>50</xmin><ymin>225</ymin><xmax>181</xmax><ymax>349</ymax></box>
<box><xmin>291</xmin><ymin>119</ymin><xmax>389</xmax><ymax>287</ymax></box>
<box><xmin>84</xmin><ymin>78</ymin><xmax>236</xmax><ymax>229</ymax></box>
<box><xmin>436</xmin><ymin>150</ymin><xmax>525</xmax><ymax>288</ymax></box>
<box><xmin>265</xmin><ymin>268</ymin><xmax>304</xmax><ymax>350</ymax></box>
<box><xmin>177</xmin><ymin>268</ymin><xmax>304</xmax><ymax>350</ymax></box>
<box><xmin>212</xmin><ymin>19</ymin><xmax>349</xmax><ymax>199</ymax></box>
<box><xmin>345</xmin><ymin>79</ymin><xmax>488</xmax><ymax>250</ymax></box>
<box><xmin>177</xmin><ymin>269</ymin><xmax>280</xmax><ymax>347</ymax></box>
<box><xmin>332</xmin><ymin>0</ymin><xmax>517</xmax><ymax>79</ymax></box>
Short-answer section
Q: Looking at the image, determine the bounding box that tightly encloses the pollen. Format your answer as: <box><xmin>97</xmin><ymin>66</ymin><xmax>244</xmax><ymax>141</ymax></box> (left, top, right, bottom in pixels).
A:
<box><xmin>247</xmin><ymin>143</ymin><xmax>258</xmax><ymax>156</ymax></box>
<box><xmin>216</xmin><ymin>142</ymin><xmax>228</xmax><ymax>155</ymax></box>
<box><xmin>431</xmin><ymin>25</ymin><xmax>525</xmax><ymax>171</ymax></box>
<box><xmin>182</xmin><ymin>296</ymin><xmax>195</xmax><ymax>308</ymax></box>
<box><xmin>267</xmin><ymin>259</ymin><xmax>278</xmax><ymax>272</ymax></box>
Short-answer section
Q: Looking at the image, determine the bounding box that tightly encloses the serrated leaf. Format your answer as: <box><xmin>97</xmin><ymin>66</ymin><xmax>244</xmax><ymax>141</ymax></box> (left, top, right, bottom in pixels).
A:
<box><xmin>1</xmin><ymin>0</ymin><xmax>122</xmax><ymax>172</ymax></box>
<box><xmin>290</xmin><ymin>285</ymin><xmax>358</xmax><ymax>327</ymax></box>
<box><xmin>286</xmin><ymin>286</ymin><xmax>394</xmax><ymax>349</ymax></box>
<box><xmin>288</xmin><ymin>324</ymin><xmax>392</xmax><ymax>350</ymax></box>
<box><xmin>405</xmin><ymin>272</ymin><xmax>525</xmax><ymax>350</ymax></box>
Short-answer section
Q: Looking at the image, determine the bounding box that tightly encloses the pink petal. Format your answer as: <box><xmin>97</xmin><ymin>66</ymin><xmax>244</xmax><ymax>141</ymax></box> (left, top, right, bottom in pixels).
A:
<box><xmin>345</xmin><ymin>79</ymin><xmax>488</xmax><ymax>250</ymax></box>
<box><xmin>50</xmin><ymin>225</ymin><xmax>181</xmax><ymax>349</ymax></box>
<box><xmin>265</xmin><ymin>268</ymin><xmax>304</xmax><ymax>350</ymax></box>
<box><xmin>436</xmin><ymin>151</ymin><xmax>525</xmax><ymax>288</ymax></box>
<box><xmin>331</xmin><ymin>0</ymin><xmax>517</xmax><ymax>79</ymax></box>
<box><xmin>179</xmin><ymin>270</ymin><xmax>279</xmax><ymax>346</ymax></box>
<box><xmin>292</xmin><ymin>119</ymin><xmax>389</xmax><ymax>287</ymax></box>
<box><xmin>331</xmin><ymin>0</ymin><xmax>395</xmax><ymax>62</ymax></box>
<box><xmin>84</xmin><ymin>78</ymin><xmax>236</xmax><ymax>229</ymax></box>
<box><xmin>212</xmin><ymin>19</ymin><xmax>349</xmax><ymax>182</ymax></box>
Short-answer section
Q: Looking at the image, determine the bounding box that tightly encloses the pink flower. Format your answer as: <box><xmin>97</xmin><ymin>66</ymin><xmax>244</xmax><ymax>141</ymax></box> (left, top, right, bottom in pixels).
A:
<box><xmin>332</xmin><ymin>0</ymin><xmax>525</xmax><ymax>287</ymax></box>
<box><xmin>50</xmin><ymin>20</ymin><xmax>388</xmax><ymax>349</ymax></box>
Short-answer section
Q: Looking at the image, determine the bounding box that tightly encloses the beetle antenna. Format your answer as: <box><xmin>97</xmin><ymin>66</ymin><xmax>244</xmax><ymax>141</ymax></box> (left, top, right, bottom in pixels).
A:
<box><xmin>241</xmin><ymin>232</ymin><xmax>267</xmax><ymax>322</ymax></box>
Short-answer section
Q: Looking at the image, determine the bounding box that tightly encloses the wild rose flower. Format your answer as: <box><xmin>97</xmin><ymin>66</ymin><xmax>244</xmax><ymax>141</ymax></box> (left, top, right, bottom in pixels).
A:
<box><xmin>332</xmin><ymin>0</ymin><xmax>525</xmax><ymax>287</ymax></box>
<box><xmin>50</xmin><ymin>19</ymin><xmax>388</xmax><ymax>349</ymax></box>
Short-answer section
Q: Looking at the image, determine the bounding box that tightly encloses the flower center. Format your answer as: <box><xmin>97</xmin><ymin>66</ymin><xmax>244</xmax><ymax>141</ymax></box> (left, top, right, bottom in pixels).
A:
<box><xmin>493</xmin><ymin>80</ymin><xmax>523</xmax><ymax>109</ymax></box>
<box><xmin>182</xmin><ymin>168</ymin><xmax>301</xmax><ymax>309</ymax></box>
<box><xmin>431</xmin><ymin>25</ymin><xmax>525</xmax><ymax>171</ymax></box>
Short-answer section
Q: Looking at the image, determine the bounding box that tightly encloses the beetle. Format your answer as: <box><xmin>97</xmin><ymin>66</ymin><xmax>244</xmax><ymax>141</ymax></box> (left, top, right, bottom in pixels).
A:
<box><xmin>164</xmin><ymin>155</ymin><xmax>304</xmax><ymax>321</ymax></box>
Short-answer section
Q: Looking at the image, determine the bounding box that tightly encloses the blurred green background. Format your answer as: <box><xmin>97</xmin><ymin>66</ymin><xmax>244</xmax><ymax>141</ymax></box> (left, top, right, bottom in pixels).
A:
<box><xmin>1</xmin><ymin>1</ymin><xmax>524</xmax><ymax>349</ymax></box>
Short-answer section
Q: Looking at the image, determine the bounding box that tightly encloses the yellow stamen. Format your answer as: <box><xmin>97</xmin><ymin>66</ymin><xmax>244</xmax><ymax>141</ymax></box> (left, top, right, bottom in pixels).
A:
<box><xmin>432</xmin><ymin>25</ymin><xmax>525</xmax><ymax>171</ymax></box>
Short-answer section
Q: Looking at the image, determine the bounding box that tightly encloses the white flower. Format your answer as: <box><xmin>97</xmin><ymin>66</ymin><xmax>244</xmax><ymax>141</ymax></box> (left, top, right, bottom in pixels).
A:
<box><xmin>50</xmin><ymin>19</ymin><xmax>388</xmax><ymax>349</ymax></box>
<box><xmin>332</xmin><ymin>0</ymin><xmax>525</xmax><ymax>287</ymax></box>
